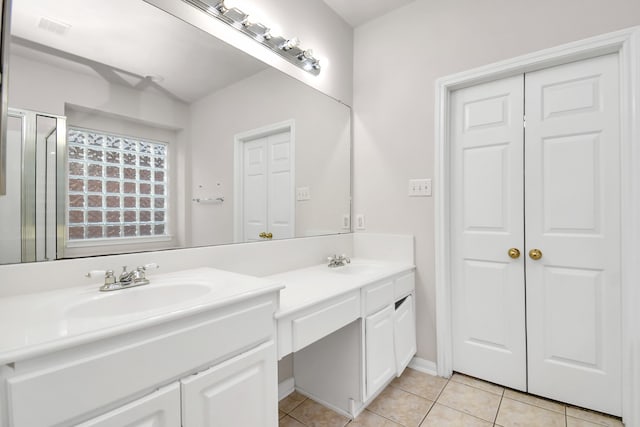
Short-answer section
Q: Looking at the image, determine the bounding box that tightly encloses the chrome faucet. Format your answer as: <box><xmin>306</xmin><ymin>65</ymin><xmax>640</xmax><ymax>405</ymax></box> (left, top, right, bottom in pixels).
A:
<box><xmin>87</xmin><ymin>263</ymin><xmax>159</xmax><ymax>292</ymax></box>
<box><xmin>327</xmin><ymin>254</ymin><xmax>351</xmax><ymax>268</ymax></box>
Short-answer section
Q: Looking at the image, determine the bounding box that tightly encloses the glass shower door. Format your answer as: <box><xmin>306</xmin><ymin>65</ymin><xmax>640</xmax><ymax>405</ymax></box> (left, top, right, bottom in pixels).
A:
<box><xmin>0</xmin><ymin>108</ymin><xmax>66</xmax><ymax>263</ymax></box>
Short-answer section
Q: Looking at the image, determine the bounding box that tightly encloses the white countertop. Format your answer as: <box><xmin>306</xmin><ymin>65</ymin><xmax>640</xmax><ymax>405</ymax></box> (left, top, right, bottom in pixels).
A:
<box><xmin>0</xmin><ymin>267</ymin><xmax>283</xmax><ymax>365</ymax></box>
<box><xmin>269</xmin><ymin>259</ymin><xmax>415</xmax><ymax>318</ymax></box>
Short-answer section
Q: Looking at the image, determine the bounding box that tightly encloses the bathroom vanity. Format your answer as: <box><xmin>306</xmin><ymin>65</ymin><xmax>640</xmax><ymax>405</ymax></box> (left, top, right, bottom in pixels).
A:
<box><xmin>0</xmin><ymin>238</ymin><xmax>417</xmax><ymax>426</ymax></box>
<box><xmin>272</xmin><ymin>260</ymin><xmax>416</xmax><ymax>417</ymax></box>
<box><xmin>0</xmin><ymin>268</ymin><xmax>283</xmax><ymax>427</ymax></box>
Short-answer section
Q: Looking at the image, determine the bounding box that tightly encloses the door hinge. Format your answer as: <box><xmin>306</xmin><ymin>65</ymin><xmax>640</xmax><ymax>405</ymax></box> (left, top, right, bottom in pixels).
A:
<box><xmin>523</xmin><ymin>115</ymin><xmax>526</xmax><ymax>128</ymax></box>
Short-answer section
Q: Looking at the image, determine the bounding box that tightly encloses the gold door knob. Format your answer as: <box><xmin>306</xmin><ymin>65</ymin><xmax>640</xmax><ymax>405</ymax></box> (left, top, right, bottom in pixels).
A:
<box><xmin>529</xmin><ymin>249</ymin><xmax>543</xmax><ymax>260</ymax></box>
<box><xmin>259</xmin><ymin>232</ymin><xmax>273</xmax><ymax>239</ymax></box>
<box><xmin>266</xmin><ymin>232</ymin><xmax>273</xmax><ymax>239</ymax></box>
<box><xmin>508</xmin><ymin>248</ymin><xmax>521</xmax><ymax>259</ymax></box>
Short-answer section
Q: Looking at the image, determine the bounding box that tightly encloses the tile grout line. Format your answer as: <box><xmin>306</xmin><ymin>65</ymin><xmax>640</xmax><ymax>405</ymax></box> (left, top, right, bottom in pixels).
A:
<box><xmin>492</xmin><ymin>389</ymin><xmax>505</xmax><ymax>426</ymax></box>
<box><xmin>416</xmin><ymin>376</ymin><xmax>451</xmax><ymax>426</ymax></box>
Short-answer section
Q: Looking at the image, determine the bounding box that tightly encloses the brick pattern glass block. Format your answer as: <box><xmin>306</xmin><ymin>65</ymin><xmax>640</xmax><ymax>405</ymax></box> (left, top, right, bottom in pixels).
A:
<box><xmin>67</xmin><ymin>127</ymin><xmax>168</xmax><ymax>241</ymax></box>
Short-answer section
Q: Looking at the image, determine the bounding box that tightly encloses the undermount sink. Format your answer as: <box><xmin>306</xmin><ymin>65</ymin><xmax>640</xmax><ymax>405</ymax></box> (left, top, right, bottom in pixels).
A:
<box><xmin>66</xmin><ymin>283</ymin><xmax>212</xmax><ymax>318</ymax></box>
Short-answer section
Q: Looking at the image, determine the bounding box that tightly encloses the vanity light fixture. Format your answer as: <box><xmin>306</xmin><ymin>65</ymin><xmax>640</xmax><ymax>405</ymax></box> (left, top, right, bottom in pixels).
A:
<box><xmin>183</xmin><ymin>0</ymin><xmax>322</xmax><ymax>75</ymax></box>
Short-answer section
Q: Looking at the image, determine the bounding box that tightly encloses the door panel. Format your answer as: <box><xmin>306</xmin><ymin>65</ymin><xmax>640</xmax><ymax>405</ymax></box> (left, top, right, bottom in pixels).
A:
<box><xmin>450</xmin><ymin>75</ymin><xmax>527</xmax><ymax>391</ymax></box>
<box><xmin>543</xmin><ymin>133</ymin><xmax>600</xmax><ymax>233</ymax></box>
<box><xmin>525</xmin><ymin>53</ymin><xmax>621</xmax><ymax>415</ymax></box>
<box><xmin>241</xmin><ymin>131</ymin><xmax>293</xmax><ymax>242</ymax></box>
<box><xmin>243</xmin><ymin>139</ymin><xmax>267</xmax><ymax>242</ymax></box>
<box><xmin>542</xmin><ymin>267</ymin><xmax>602</xmax><ymax>366</ymax></box>
<box><xmin>463</xmin><ymin>143</ymin><xmax>510</xmax><ymax>230</ymax></box>
<box><xmin>267</xmin><ymin>132</ymin><xmax>293</xmax><ymax>240</ymax></box>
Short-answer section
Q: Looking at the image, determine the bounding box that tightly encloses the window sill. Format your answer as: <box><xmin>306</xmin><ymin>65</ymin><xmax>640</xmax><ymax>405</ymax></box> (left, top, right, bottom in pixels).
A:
<box><xmin>66</xmin><ymin>235</ymin><xmax>173</xmax><ymax>249</ymax></box>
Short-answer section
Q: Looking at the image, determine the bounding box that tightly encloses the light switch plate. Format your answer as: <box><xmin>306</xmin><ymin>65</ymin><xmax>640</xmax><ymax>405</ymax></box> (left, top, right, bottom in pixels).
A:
<box><xmin>296</xmin><ymin>186</ymin><xmax>311</xmax><ymax>201</ymax></box>
<box><xmin>408</xmin><ymin>178</ymin><xmax>432</xmax><ymax>197</ymax></box>
<box><xmin>355</xmin><ymin>214</ymin><xmax>366</xmax><ymax>230</ymax></box>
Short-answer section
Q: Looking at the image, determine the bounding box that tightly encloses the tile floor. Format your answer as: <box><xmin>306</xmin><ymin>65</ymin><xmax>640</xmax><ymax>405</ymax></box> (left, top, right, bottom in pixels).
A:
<box><xmin>278</xmin><ymin>368</ymin><xmax>624</xmax><ymax>427</ymax></box>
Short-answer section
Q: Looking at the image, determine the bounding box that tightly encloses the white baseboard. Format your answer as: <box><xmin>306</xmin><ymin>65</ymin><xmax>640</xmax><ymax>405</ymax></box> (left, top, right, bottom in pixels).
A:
<box><xmin>278</xmin><ymin>377</ymin><xmax>295</xmax><ymax>401</ymax></box>
<box><xmin>408</xmin><ymin>357</ymin><xmax>439</xmax><ymax>376</ymax></box>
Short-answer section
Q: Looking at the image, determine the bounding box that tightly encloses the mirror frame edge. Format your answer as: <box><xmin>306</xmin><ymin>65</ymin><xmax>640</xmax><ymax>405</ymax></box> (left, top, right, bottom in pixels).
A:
<box><xmin>0</xmin><ymin>0</ymin><xmax>12</xmax><ymax>196</ymax></box>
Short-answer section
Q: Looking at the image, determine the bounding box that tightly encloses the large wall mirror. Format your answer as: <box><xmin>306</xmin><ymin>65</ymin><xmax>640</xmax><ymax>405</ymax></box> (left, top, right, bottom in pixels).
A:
<box><xmin>0</xmin><ymin>0</ymin><xmax>351</xmax><ymax>265</ymax></box>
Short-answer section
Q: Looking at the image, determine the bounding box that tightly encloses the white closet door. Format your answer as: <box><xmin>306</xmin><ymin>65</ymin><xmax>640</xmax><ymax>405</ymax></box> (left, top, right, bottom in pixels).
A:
<box><xmin>525</xmin><ymin>53</ymin><xmax>621</xmax><ymax>415</ymax></box>
<box><xmin>450</xmin><ymin>75</ymin><xmax>527</xmax><ymax>391</ymax></box>
<box><xmin>267</xmin><ymin>132</ymin><xmax>294</xmax><ymax>240</ymax></box>
<box><xmin>243</xmin><ymin>138</ymin><xmax>268</xmax><ymax>242</ymax></box>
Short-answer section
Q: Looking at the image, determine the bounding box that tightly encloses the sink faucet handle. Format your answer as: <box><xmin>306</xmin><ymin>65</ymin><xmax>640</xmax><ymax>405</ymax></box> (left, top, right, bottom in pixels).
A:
<box><xmin>85</xmin><ymin>270</ymin><xmax>106</xmax><ymax>278</ymax></box>
<box><xmin>341</xmin><ymin>254</ymin><xmax>351</xmax><ymax>263</ymax></box>
<box><xmin>85</xmin><ymin>270</ymin><xmax>117</xmax><ymax>287</ymax></box>
<box><xmin>104</xmin><ymin>270</ymin><xmax>116</xmax><ymax>285</ymax></box>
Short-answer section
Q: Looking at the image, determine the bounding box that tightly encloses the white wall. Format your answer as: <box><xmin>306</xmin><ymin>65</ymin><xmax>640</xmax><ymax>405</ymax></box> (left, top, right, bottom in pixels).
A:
<box><xmin>353</xmin><ymin>0</ymin><xmax>640</xmax><ymax>363</ymax></box>
<box><xmin>189</xmin><ymin>68</ymin><xmax>351</xmax><ymax>246</ymax></box>
<box><xmin>8</xmin><ymin>54</ymin><xmax>189</xmax><ymax>129</ymax></box>
<box><xmin>148</xmin><ymin>0</ymin><xmax>353</xmax><ymax>105</ymax></box>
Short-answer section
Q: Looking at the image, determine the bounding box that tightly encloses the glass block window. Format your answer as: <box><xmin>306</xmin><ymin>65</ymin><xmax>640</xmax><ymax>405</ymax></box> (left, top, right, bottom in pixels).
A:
<box><xmin>67</xmin><ymin>127</ymin><xmax>168</xmax><ymax>241</ymax></box>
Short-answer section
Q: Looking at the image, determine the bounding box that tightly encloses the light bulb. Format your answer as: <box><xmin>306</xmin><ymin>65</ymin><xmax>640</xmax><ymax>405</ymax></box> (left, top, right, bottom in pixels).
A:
<box><xmin>282</xmin><ymin>37</ymin><xmax>300</xmax><ymax>51</ymax></box>
<box><xmin>298</xmin><ymin>49</ymin><xmax>314</xmax><ymax>60</ymax></box>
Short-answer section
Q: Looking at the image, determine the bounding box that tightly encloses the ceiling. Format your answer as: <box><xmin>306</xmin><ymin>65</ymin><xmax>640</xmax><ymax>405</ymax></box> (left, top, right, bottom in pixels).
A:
<box><xmin>10</xmin><ymin>0</ymin><xmax>268</xmax><ymax>103</ymax></box>
<box><xmin>321</xmin><ymin>0</ymin><xmax>417</xmax><ymax>27</ymax></box>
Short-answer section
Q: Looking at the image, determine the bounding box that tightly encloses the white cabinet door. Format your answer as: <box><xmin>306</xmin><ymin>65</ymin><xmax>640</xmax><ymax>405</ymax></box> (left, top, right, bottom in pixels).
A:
<box><xmin>525</xmin><ymin>53</ymin><xmax>621</xmax><ymax>416</ymax></box>
<box><xmin>394</xmin><ymin>295</ymin><xmax>416</xmax><ymax>375</ymax></box>
<box><xmin>365</xmin><ymin>304</ymin><xmax>395</xmax><ymax>399</ymax></box>
<box><xmin>450</xmin><ymin>75</ymin><xmax>527</xmax><ymax>391</ymax></box>
<box><xmin>76</xmin><ymin>384</ymin><xmax>180</xmax><ymax>427</ymax></box>
<box><xmin>181</xmin><ymin>341</ymin><xmax>278</xmax><ymax>427</ymax></box>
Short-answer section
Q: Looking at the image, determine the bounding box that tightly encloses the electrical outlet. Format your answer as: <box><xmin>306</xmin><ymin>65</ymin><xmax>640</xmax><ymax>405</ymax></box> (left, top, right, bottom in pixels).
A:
<box><xmin>408</xmin><ymin>178</ymin><xmax>432</xmax><ymax>197</ymax></box>
<box><xmin>296</xmin><ymin>186</ymin><xmax>311</xmax><ymax>201</ymax></box>
<box><xmin>355</xmin><ymin>214</ymin><xmax>366</xmax><ymax>230</ymax></box>
<box><xmin>342</xmin><ymin>214</ymin><xmax>350</xmax><ymax>230</ymax></box>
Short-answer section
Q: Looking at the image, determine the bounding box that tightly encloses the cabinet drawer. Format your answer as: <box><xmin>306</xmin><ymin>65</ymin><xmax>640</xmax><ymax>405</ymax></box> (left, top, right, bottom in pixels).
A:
<box><xmin>363</xmin><ymin>280</ymin><xmax>394</xmax><ymax>315</ymax></box>
<box><xmin>7</xmin><ymin>298</ymin><xmax>275</xmax><ymax>427</ymax></box>
<box><xmin>76</xmin><ymin>383</ymin><xmax>180</xmax><ymax>427</ymax></box>
<box><xmin>292</xmin><ymin>292</ymin><xmax>360</xmax><ymax>352</ymax></box>
<box><xmin>394</xmin><ymin>272</ymin><xmax>415</xmax><ymax>299</ymax></box>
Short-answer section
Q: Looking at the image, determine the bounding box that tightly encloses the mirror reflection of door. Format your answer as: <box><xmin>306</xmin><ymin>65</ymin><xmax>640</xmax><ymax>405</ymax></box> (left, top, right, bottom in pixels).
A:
<box><xmin>0</xmin><ymin>109</ymin><xmax>65</xmax><ymax>263</ymax></box>
<box><xmin>0</xmin><ymin>114</ymin><xmax>24</xmax><ymax>264</ymax></box>
<box><xmin>236</xmin><ymin>125</ymin><xmax>294</xmax><ymax>243</ymax></box>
